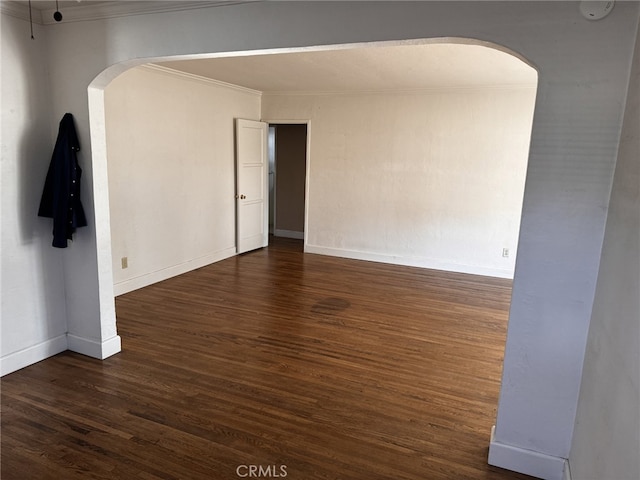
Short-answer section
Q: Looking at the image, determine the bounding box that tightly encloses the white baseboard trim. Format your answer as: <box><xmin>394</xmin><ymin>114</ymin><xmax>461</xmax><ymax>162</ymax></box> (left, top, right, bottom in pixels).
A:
<box><xmin>0</xmin><ymin>334</ymin><xmax>68</xmax><ymax>376</ymax></box>
<box><xmin>563</xmin><ymin>459</ymin><xmax>572</xmax><ymax>480</ymax></box>
<box><xmin>113</xmin><ymin>247</ymin><xmax>237</xmax><ymax>296</ymax></box>
<box><xmin>67</xmin><ymin>334</ymin><xmax>122</xmax><ymax>360</ymax></box>
<box><xmin>489</xmin><ymin>425</ymin><xmax>569</xmax><ymax>480</ymax></box>
<box><xmin>304</xmin><ymin>244</ymin><xmax>513</xmax><ymax>279</ymax></box>
<box><xmin>274</xmin><ymin>229</ymin><xmax>304</xmax><ymax>240</ymax></box>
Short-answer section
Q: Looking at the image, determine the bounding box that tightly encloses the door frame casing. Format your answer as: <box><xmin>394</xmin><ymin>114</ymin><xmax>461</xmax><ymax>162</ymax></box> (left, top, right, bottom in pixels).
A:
<box><xmin>262</xmin><ymin>119</ymin><xmax>311</xmax><ymax>247</ymax></box>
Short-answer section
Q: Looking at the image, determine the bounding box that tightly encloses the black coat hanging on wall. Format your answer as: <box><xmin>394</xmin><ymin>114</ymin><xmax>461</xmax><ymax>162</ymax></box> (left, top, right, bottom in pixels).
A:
<box><xmin>38</xmin><ymin>113</ymin><xmax>87</xmax><ymax>248</ymax></box>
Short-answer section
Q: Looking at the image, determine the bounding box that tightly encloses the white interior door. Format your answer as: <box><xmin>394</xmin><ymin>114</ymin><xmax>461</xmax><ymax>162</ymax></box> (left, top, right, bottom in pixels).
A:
<box><xmin>236</xmin><ymin>119</ymin><xmax>269</xmax><ymax>254</ymax></box>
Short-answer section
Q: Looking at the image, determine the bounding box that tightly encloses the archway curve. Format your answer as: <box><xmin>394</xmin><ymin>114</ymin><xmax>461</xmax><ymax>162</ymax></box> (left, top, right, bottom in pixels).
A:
<box><xmin>88</xmin><ymin>36</ymin><xmax>539</xmax><ymax>329</ymax></box>
<box><xmin>90</xmin><ymin>36</ymin><xmax>539</xmax><ymax>89</ymax></box>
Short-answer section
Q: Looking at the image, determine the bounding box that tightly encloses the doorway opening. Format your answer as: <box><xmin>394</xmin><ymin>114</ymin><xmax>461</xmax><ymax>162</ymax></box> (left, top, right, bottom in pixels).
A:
<box><xmin>268</xmin><ymin>123</ymin><xmax>308</xmax><ymax>240</ymax></box>
<box><xmin>93</xmin><ymin>40</ymin><xmax>538</xmax><ymax>473</ymax></box>
<box><xmin>101</xmin><ymin>41</ymin><xmax>536</xmax><ymax>296</ymax></box>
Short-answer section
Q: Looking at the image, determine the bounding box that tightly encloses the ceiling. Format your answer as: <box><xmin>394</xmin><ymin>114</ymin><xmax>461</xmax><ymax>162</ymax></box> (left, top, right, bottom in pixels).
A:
<box><xmin>156</xmin><ymin>42</ymin><xmax>538</xmax><ymax>94</ymax></box>
<box><xmin>4</xmin><ymin>1</ymin><xmax>245</xmax><ymax>24</ymax></box>
<box><xmin>13</xmin><ymin>0</ymin><xmax>113</xmax><ymax>10</ymax></box>
<box><xmin>14</xmin><ymin>0</ymin><xmax>204</xmax><ymax>10</ymax></box>
<box><xmin>7</xmin><ymin>2</ymin><xmax>538</xmax><ymax>92</ymax></box>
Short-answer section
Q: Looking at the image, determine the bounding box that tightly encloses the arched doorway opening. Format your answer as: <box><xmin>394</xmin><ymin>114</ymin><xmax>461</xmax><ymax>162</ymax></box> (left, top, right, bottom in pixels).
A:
<box><xmin>88</xmin><ymin>36</ymin><xmax>539</xmax><ymax>476</ymax></box>
<box><xmin>92</xmin><ymin>38</ymin><xmax>538</xmax><ymax>297</ymax></box>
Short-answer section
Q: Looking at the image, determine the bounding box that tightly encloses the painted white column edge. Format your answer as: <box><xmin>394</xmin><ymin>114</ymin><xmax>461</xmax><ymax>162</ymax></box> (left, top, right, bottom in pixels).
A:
<box><xmin>489</xmin><ymin>425</ymin><xmax>571</xmax><ymax>480</ymax></box>
<box><xmin>67</xmin><ymin>334</ymin><xmax>121</xmax><ymax>360</ymax></box>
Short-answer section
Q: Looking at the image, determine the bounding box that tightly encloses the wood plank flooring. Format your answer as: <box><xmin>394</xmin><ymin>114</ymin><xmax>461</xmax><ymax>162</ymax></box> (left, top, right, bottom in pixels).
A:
<box><xmin>1</xmin><ymin>237</ymin><xmax>535</xmax><ymax>480</ymax></box>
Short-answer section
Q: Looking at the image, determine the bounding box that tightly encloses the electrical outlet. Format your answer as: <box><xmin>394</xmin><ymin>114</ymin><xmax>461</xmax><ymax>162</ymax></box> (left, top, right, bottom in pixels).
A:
<box><xmin>121</xmin><ymin>257</ymin><xmax>128</xmax><ymax>269</ymax></box>
<box><xmin>502</xmin><ymin>248</ymin><xmax>510</xmax><ymax>258</ymax></box>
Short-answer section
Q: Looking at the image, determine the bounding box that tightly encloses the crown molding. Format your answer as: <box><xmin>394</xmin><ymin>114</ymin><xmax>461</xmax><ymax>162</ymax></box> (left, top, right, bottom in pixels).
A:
<box><xmin>1</xmin><ymin>1</ymin><xmax>255</xmax><ymax>25</ymax></box>
<box><xmin>143</xmin><ymin>64</ymin><xmax>535</xmax><ymax>98</ymax></box>
<box><xmin>1</xmin><ymin>1</ymin><xmax>43</xmax><ymax>23</ymax></box>
<box><xmin>262</xmin><ymin>83</ymin><xmax>538</xmax><ymax>97</ymax></box>
<box><xmin>142</xmin><ymin>64</ymin><xmax>262</xmax><ymax>97</ymax></box>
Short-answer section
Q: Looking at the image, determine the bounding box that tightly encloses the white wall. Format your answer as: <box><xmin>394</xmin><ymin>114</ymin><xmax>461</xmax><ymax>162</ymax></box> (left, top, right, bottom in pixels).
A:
<box><xmin>0</xmin><ymin>13</ymin><xmax>69</xmax><ymax>375</ymax></box>
<box><xmin>2</xmin><ymin>2</ymin><xmax>639</xmax><ymax>479</ymax></box>
<box><xmin>569</xmin><ymin>19</ymin><xmax>640</xmax><ymax>480</ymax></box>
<box><xmin>105</xmin><ymin>66</ymin><xmax>261</xmax><ymax>295</ymax></box>
<box><xmin>106</xmin><ymin>60</ymin><xmax>535</xmax><ymax>286</ymax></box>
<box><xmin>263</xmin><ymin>86</ymin><xmax>536</xmax><ymax>278</ymax></box>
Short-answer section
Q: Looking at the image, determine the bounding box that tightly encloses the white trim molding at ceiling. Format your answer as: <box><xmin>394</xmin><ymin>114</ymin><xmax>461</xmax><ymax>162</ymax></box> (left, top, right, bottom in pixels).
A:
<box><xmin>261</xmin><ymin>83</ymin><xmax>538</xmax><ymax>98</ymax></box>
<box><xmin>142</xmin><ymin>64</ymin><xmax>263</xmax><ymax>97</ymax></box>
<box><xmin>0</xmin><ymin>1</ymin><xmax>43</xmax><ymax>23</ymax></box>
<box><xmin>1</xmin><ymin>1</ymin><xmax>257</xmax><ymax>25</ymax></box>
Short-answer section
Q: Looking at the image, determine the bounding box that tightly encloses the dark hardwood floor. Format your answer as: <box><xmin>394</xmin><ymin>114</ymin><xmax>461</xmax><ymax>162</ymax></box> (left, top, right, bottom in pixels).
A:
<box><xmin>1</xmin><ymin>237</ymin><xmax>535</xmax><ymax>480</ymax></box>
